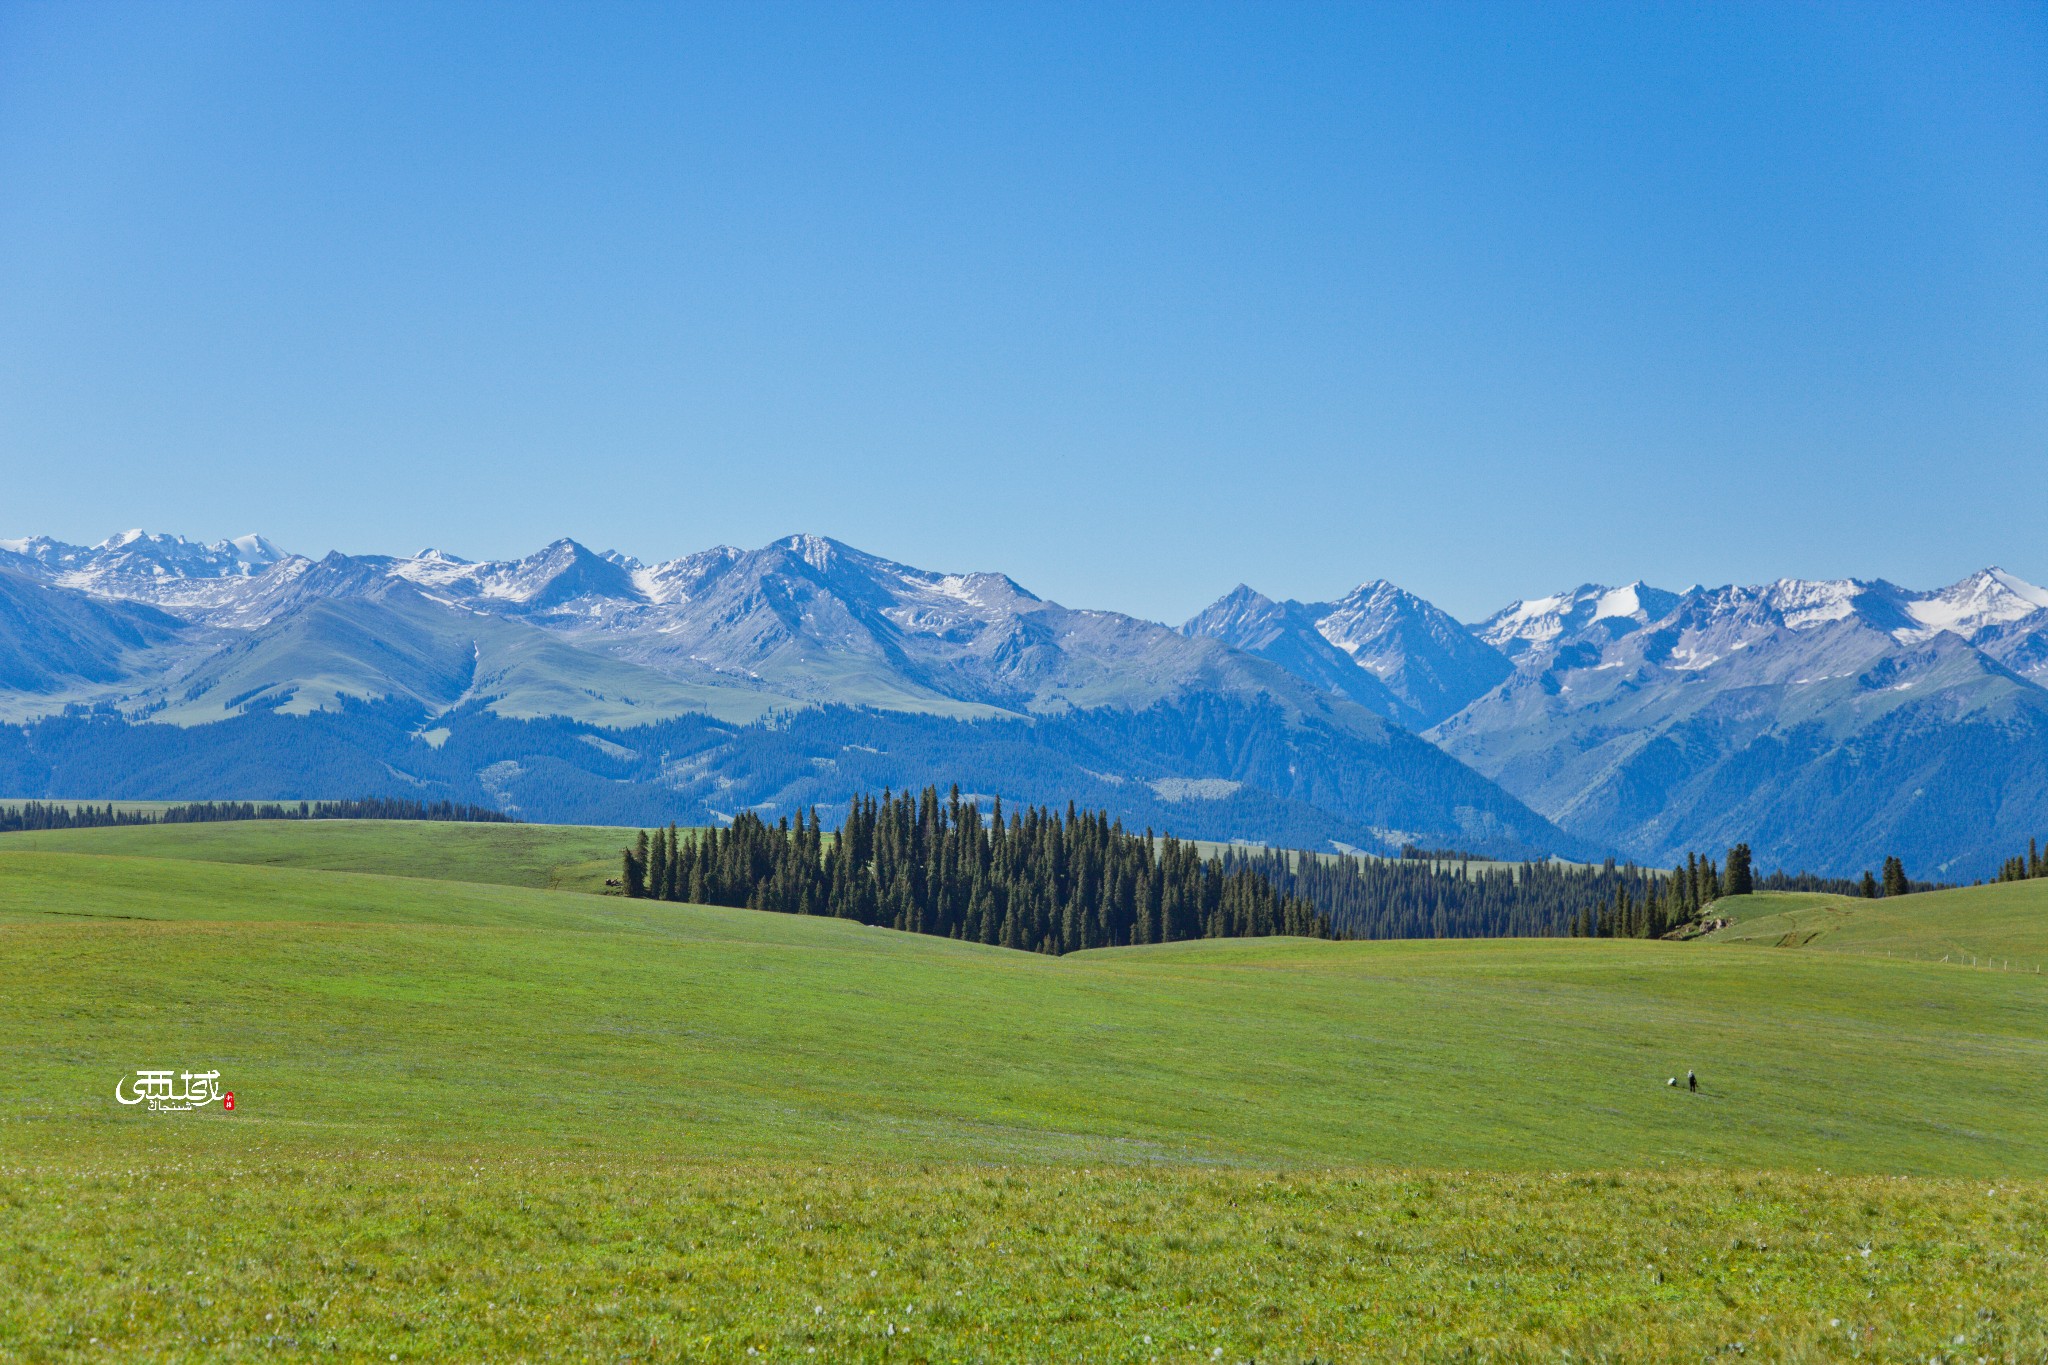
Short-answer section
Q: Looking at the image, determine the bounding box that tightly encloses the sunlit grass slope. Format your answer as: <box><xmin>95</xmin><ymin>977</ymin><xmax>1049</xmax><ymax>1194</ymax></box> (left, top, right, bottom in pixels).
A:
<box><xmin>3</xmin><ymin>849</ymin><xmax>2044</xmax><ymax>1174</ymax></box>
<box><xmin>1709</xmin><ymin>889</ymin><xmax>1839</xmax><ymax>924</ymax></box>
<box><xmin>8</xmin><ymin>1158</ymin><xmax>2041</xmax><ymax>1363</ymax></box>
<box><xmin>0</xmin><ymin>818</ymin><xmax>634</xmax><ymax>893</ymax></box>
<box><xmin>1709</xmin><ymin>880</ymin><xmax>2048</xmax><ymax>969</ymax></box>
<box><xmin>5</xmin><ymin>830</ymin><xmax>2048</xmax><ymax>1360</ymax></box>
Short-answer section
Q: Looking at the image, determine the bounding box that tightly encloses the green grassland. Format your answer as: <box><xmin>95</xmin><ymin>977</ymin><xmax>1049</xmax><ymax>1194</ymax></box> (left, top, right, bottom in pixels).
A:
<box><xmin>1</xmin><ymin>800</ymin><xmax>198</xmax><ymax>817</ymax></box>
<box><xmin>1708</xmin><ymin>883</ymin><xmax>2048</xmax><ymax>970</ymax></box>
<box><xmin>0</xmin><ymin>818</ymin><xmax>636</xmax><ymax>893</ymax></box>
<box><xmin>0</xmin><ymin>815</ymin><xmax>1595</xmax><ymax>892</ymax></box>
<box><xmin>1709</xmin><ymin>889</ymin><xmax>1834</xmax><ymax>924</ymax></box>
<box><xmin>3</xmin><ymin>823</ymin><xmax>2045</xmax><ymax>1361</ymax></box>
<box><xmin>9</xmin><ymin>1159</ymin><xmax>2040</xmax><ymax>1363</ymax></box>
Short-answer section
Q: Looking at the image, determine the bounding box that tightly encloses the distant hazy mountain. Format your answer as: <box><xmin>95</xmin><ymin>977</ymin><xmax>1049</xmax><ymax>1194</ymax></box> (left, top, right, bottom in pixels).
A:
<box><xmin>1433</xmin><ymin>571</ymin><xmax>2048</xmax><ymax>877</ymax></box>
<box><xmin>0</xmin><ymin>564</ymin><xmax>193</xmax><ymax>701</ymax></box>
<box><xmin>0</xmin><ymin>530</ymin><xmax>1579</xmax><ymax>859</ymax></box>
<box><xmin>1184</xmin><ymin>580</ymin><xmax>1510</xmax><ymax>727</ymax></box>
<box><xmin>8</xmin><ymin>526</ymin><xmax>2044</xmax><ymax>875</ymax></box>
<box><xmin>1186</xmin><ymin>566</ymin><xmax>2048</xmax><ymax>877</ymax></box>
<box><xmin>1474</xmin><ymin>581</ymin><xmax>1685</xmax><ymax>660</ymax></box>
<box><xmin>1180</xmin><ymin>586</ymin><xmax>1410</xmax><ymax>718</ymax></box>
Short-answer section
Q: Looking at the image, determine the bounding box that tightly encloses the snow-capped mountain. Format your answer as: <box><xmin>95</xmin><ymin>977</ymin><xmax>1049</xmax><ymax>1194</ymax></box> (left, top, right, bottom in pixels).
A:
<box><xmin>0</xmin><ymin>528</ymin><xmax>287</xmax><ymax>580</ymax></box>
<box><xmin>1178</xmin><ymin>586</ymin><xmax>1408</xmax><ymax>719</ymax></box>
<box><xmin>1477</xmin><ymin>582</ymin><xmax>1683</xmax><ymax>658</ymax></box>
<box><xmin>4</xmin><ymin>526</ymin><xmax>2044</xmax><ymax>874</ymax></box>
<box><xmin>388</xmin><ymin>539</ymin><xmax>643</xmax><ymax>613</ymax></box>
<box><xmin>1308</xmin><ymin>580</ymin><xmax>1514</xmax><ymax>726</ymax></box>
<box><xmin>0</xmin><ymin>530</ymin><xmax>309</xmax><ymax>628</ymax></box>
<box><xmin>1432</xmin><ymin>569</ymin><xmax>2048</xmax><ymax>876</ymax></box>
<box><xmin>1185</xmin><ymin>562</ymin><xmax>2048</xmax><ymax>874</ymax></box>
<box><xmin>1474</xmin><ymin>571</ymin><xmax>2048</xmax><ymax>679</ymax></box>
<box><xmin>0</xmin><ymin>529</ymin><xmax>1580</xmax><ymax>860</ymax></box>
<box><xmin>1183</xmin><ymin>580</ymin><xmax>1510</xmax><ymax>727</ymax></box>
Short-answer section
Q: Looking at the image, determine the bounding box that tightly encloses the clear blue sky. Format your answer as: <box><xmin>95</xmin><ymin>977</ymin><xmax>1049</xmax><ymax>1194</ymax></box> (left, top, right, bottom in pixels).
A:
<box><xmin>2</xmin><ymin>2</ymin><xmax>2043</xmax><ymax>623</ymax></box>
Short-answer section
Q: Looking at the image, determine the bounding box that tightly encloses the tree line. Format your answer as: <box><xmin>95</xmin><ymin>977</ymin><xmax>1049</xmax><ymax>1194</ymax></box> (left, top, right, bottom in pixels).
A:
<box><xmin>0</xmin><ymin>796</ymin><xmax>513</xmax><ymax>834</ymax></box>
<box><xmin>1996</xmin><ymin>837</ymin><xmax>2046</xmax><ymax>883</ymax></box>
<box><xmin>1231</xmin><ymin>846</ymin><xmax>1744</xmax><ymax>941</ymax></box>
<box><xmin>617</xmin><ymin>787</ymin><xmax>1766</xmax><ymax>949</ymax></box>
<box><xmin>622</xmin><ymin>791</ymin><xmax>1999</xmax><ymax>953</ymax></box>
<box><xmin>620</xmin><ymin>787</ymin><xmax>1332</xmax><ymax>955</ymax></box>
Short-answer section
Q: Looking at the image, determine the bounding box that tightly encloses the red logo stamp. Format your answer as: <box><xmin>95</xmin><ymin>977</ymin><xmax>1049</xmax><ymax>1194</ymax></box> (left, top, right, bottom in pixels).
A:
<box><xmin>223</xmin><ymin>1092</ymin><xmax>235</xmax><ymax>1112</ymax></box>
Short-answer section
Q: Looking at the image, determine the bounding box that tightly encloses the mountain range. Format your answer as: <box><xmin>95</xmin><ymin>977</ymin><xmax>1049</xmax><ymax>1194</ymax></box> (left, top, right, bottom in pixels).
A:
<box><xmin>3</xmin><ymin>528</ymin><xmax>2044</xmax><ymax>877</ymax></box>
<box><xmin>1186</xmin><ymin>570</ymin><xmax>2048</xmax><ymax>877</ymax></box>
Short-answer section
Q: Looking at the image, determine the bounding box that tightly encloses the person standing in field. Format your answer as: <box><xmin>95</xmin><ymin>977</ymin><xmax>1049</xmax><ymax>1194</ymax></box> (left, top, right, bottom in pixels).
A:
<box><xmin>1687</xmin><ymin>1069</ymin><xmax>1697</xmax><ymax>1092</ymax></box>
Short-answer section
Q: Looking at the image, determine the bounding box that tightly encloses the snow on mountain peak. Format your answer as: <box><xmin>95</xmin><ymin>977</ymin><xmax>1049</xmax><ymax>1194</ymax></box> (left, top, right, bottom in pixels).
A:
<box><xmin>1986</xmin><ymin>567</ymin><xmax>2048</xmax><ymax>609</ymax></box>
<box><xmin>384</xmin><ymin>537</ymin><xmax>643</xmax><ymax>607</ymax></box>
<box><xmin>1896</xmin><ymin>567</ymin><xmax>2048</xmax><ymax>641</ymax></box>
<box><xmin>1476</xmin><ymin>586</ymin><xmax>1606</xmax><ymax>649</ymax></box>
<box><xmin>1472</xmin><ymin>581</ymin><xmax>1685</xmax><ymax>661</ymax></box>
<box><xmin>52</xmin><ymin>529</ymin><xmax>293</xmax><ymax>579</ymax></box>
<box><xmin>1592</xmin><ymin>583</ymin><xmax>1646</xmax><ymax>621</ymax></box>
<box><xmin>784</xmin><ymin>533</ymin><xmax>840</xmax><ymax>574</ymax></box>
<box><xmin>223</xmin><ymin>534</ymin><xmax>285</xmax><ymax>567</ymax></box>
<box><xmin>1315</xmin><ymin>579</ymin><xmax>1450</xmax><ymax>655</ymax></box>
<box><xmin>1334</xmin><ymin>579</ymin><xmax>1397</xmax><ymax>605</ymax></box>
<box><xmin>637</xmin><ymin>545</ymin><xmax>745</xmax><ymax>605</ymax></box>
<box><xmin>1758</xmin><ymin>577</ymin><xmax>1861</xmax><ymax>630</ymax></box>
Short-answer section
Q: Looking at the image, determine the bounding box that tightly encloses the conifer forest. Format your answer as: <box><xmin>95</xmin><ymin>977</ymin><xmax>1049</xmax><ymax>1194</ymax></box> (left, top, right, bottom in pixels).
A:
<box><xmin>620</xmin><ymin>787</ymin><xmax>1332</xmax><ymax>955</ymax></box>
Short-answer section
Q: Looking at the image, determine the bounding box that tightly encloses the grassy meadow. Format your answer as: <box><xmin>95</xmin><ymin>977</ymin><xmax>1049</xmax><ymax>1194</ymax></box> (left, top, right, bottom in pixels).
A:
<box><xmin>0</xmin><ymin>817</ymin><xmax>635</xmax><ymax>893</ymax></box>
<box><xmin>3</xmin><ymin>820</ymin><xmax>2046</xmax><ymax>1361</ymax></box>
<box><xmin>1708</xmin><ymin>884</ymin><xmax>2048</xmax><ymax>969</ymax></box>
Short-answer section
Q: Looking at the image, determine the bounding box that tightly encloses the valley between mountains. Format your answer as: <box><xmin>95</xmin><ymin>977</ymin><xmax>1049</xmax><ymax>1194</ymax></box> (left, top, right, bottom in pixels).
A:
<box><xmin>4</xmin><ymin>528</ymin><xmax>2046</xmax><ymax>877</ymax></box>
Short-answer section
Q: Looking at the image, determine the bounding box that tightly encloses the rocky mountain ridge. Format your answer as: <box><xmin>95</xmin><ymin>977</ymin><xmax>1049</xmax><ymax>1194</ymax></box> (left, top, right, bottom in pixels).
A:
<box><xmin>0</xmin><ymin>529</ymin><xmax>1581</xmax><ymax>861</ymax></box>
<box><xmin>6</xmin><ymin>527</ymin><xmax>2044</xmax><ymax>874</ymax></box>
<box><xmin>1187</xmin><ymin>566</ymin><xmax>2048</xmax><ymax>876</ymax></box>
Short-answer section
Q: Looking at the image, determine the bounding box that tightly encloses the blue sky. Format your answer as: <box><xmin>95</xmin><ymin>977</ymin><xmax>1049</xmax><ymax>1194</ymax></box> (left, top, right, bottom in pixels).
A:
<box><xmin>1</xmin><ymin>2</ymin><xmax>2042</xmax><ymax>623</ymax></box>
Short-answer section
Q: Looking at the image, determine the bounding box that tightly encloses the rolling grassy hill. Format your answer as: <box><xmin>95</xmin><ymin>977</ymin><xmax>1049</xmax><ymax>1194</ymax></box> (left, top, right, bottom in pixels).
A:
<box><xmin>1708</xmin><ymin>883</ymin><xmax>2048</xmax><ymax>969</ymax></box>
<box><xmin>0</xmin><ymin>817</ymin><xmax>635</xmax><ymax>892</ymax></box>
<box><xmin>2</xmin><ymin>823</ymin><xmax>2044</xmax><ymax>1360</ymax></box>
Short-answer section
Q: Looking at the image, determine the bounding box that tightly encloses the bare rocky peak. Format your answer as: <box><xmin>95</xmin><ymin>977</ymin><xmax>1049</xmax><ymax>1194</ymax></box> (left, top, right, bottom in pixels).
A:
<box><xmin>1181</xmin><ymin>585</ymin><xmax>1295</xmax><ymax>648</ymax></box>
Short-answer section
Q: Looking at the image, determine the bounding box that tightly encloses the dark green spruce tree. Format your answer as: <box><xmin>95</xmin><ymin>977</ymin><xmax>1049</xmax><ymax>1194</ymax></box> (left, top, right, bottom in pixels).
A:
<box><xmin>1724</xmin><ymin>843</ymin><xmax>1754</xmax><ymax>898</ymax></box>
<box><xmin>620</xmin><ymin>787</ymin><xmax>1333</xmax><ymax>956</ymax></box>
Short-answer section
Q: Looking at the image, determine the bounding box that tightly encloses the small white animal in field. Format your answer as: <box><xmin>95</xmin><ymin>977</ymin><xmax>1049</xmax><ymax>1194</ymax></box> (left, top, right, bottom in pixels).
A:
<box><xmin>1667</xmin><ymin>1077</ymin><xmax>1677</xmax><ymax>1086</ymax></box>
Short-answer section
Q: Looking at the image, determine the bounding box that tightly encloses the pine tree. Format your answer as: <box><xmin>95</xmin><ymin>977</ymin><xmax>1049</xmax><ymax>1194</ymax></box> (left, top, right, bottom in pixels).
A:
<box><xmin>623</xmin><ymin>830</ymin><xmax>648</xmax><ymax>898</ymax></box>
<box><xmin>1724</xmin><ymin>843</ymin><xmax>1753</xmax><ymax>897</ymax></box>
<box><xmin>1882</xmin><ymin>856</ymin><xmax>1909</xmax><ymax>899</ymax></box>
<box><xmin>619</xmin><ymin>792</ymin><xmax>1334</xmax><ymax>956</ymax></box>
<box><xmin>1861</xmin><ymin>869</ymin><xmax>1879</xmax><ymax>898</ymax></box>
<box><xmin>647</xmin><ymin>827</ymin><xmax>668</xmax><ymax>903</ymax></box>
